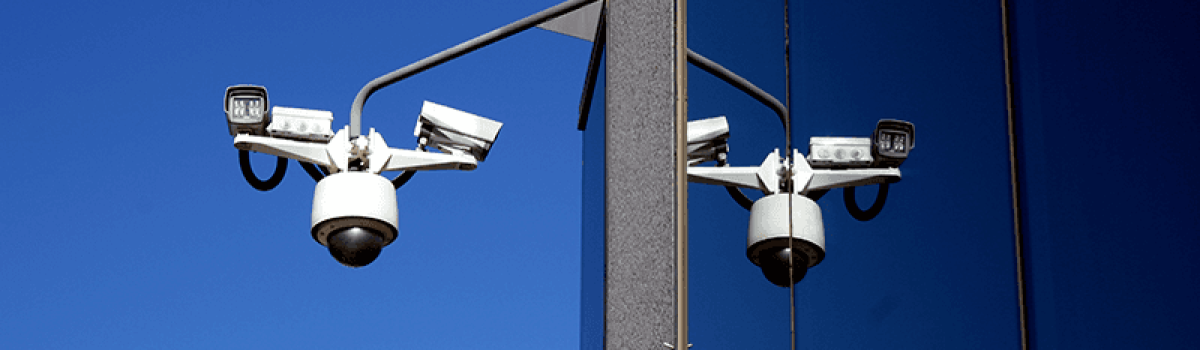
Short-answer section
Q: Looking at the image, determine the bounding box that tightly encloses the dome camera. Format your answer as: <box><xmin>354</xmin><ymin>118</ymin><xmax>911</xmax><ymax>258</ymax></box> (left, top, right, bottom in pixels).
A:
<box><xmin>747</xmin><ymin>193</ymin><xmax>826</xmax><ymax>287</ymax></box>
<box><xmin>311</xmin><ymin>172</ymin><xmax>399</xmax><ymax>267</ymax></box>
<box><xmin>686</xmin><ymin>118</ymin><xmax>912</xmax><ymax>287</ymax></box>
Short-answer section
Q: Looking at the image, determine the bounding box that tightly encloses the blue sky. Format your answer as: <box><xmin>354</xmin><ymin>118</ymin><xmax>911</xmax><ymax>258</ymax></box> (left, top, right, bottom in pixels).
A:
<box><xmin>1</xmin><ymin>1</ymin><xmax>590</xmax><ymax>348</ymax></box>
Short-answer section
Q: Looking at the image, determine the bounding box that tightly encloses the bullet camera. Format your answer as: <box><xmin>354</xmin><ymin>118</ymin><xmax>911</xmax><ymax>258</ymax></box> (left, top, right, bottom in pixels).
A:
<box><xmin>311</xmin><ymin>172</ymin><xmax>399</xmax><ymax>267</ymax></box>
<box><xmin>415</xmin><ymin>101</ymin><xmax>503</xmax><ymax>162</ymax></box>
<box><xmin>871</xmin><ymin>119</ymin><xmax>915</xmax><ymax>168</ymax></box>
<box><xmin>686</xmin><ymin>116</ymin><xmax>730</xmax><ymax>166</ymax></box>
<box><xmin>746</xmin><ymin>193</ymin><xmax>826</xmax><ymax>287</ymax></box>
<box><xmin>225</xmin><ymin>85</ymin><xmax>270</xmax><ymax>136</ymax></box>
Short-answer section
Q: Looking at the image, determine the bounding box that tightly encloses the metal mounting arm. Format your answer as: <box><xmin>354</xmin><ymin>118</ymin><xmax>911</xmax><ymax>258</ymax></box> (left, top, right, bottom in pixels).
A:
<box><xmin>378</xmin><ymin>148</ymin><xmax>477</xmax><ymax>172</ymax></box>
<box><xmin>804</xmin><ymin>168</ymin><xmax>900</xmax><ymax>192</ymax></box>
<box><xmin>790</xmin><ymin>149</ymin><xmax>901</xmax><ymax>193</ymax></box>
<box><xmin>689</xmin><ymin>148</ymin><xmax>903</xmax><ymax>197</ymax></box>
<box><xmin>687</xmin><ymin>149</ymin><xmax>782</xmax><ymax>194</ymax></box>
<box><xmin>234</xmin><ymin>127</ymin><xmax>477</xmax><ymax>175</ymax></box>
<box><xmin>235</xmin><ymin>134</ymin><xmax>332</xmax><ymax>167</ymax></box>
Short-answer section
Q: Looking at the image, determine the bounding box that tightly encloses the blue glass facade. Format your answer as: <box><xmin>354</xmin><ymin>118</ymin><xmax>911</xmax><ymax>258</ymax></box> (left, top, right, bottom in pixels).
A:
<box><xmin>689</xmin><ymin>1</ymin><xmax>1020</xmax><ymax>348</ymax></box>
<box><xmin>584</xmin><ymin>0</ymin><xmax>1200</xmax><ymax>348</ymax></box>
<box><xmin>580</xmin><ymin>54</ymin><xmax>605</xmax><ymax>350</ymax></box>
<box><xmin>1011</xmin><ymin>0</ymin><xmax>1200</xmax><ymax>348</ymax></box>
<box><xmin>787</xmin><ymin>1</ymin><xmax>1020</xmax><ymax>348</ymax></box>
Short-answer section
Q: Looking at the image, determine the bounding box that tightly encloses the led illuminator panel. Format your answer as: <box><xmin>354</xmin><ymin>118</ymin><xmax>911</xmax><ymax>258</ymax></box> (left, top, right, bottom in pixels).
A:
<box><xmin>808</xmin><ymin>137</ymin><xmax>873</xmax><ymax>168</ymax></box>
<box><xmin>267</xmin><ymin>106</ymin><xmax>335</xmax><ymax>142</ymax></box>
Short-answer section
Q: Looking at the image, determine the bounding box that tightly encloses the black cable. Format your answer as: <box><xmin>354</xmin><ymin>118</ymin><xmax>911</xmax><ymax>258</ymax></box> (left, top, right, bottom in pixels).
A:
<box><xmin>784</xmin><ymin>2</ymin><xmax>797</xmax><ymax>348</ymax></box>
<box><xmin>713</xmin><ymin>158</ymin><xmax>755</xmax><ymax>211</ymax></box>
<box><xmin>391</xmin><ymin>171</ymin><xmax>417</xmax><ymax>189</ymax></box>
<box><xmin>843</xmin><ymin>183</ymin><xmax>889</xmax><ymax>221</ymax></box>
<box><xmin>1001</xmin><ymin>0</ymin><xmax>1030</xmax><ymax>346</ymax></box>
<box><xmin>238</xmin><ymin>150</ymin><xmax>287</xmax><ymax>191</ymax></box>
<box><xmin>724</xmin><ymin>186</ymin><xmax>755</xmax><ymax>211</ymax></box>
<box><xmin>806</xmin><ymin>189</ymin><xmax>829</xmax><ymax>201</ymax></box>
<box><xmin>299</xmin><ymin>161</ymin><xmax>326</xmax><ymax>182</ymax></box>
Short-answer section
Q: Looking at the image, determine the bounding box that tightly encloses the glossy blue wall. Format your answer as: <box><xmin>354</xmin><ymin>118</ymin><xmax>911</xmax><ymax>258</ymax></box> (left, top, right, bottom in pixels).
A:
<box><xmin>580</xmin><ymin>54</ymin><xmax>605</xmax><ymax>350</ymax></box>
<box><xmin>786</xmin><ymin>1</ymin><xmax>1020</xmax><ymax>348</ymax></box>
<box><xmin>585</xmin><ymin>0</ymin><xmax>1198</xmax><ymax>348</ymax></box>
<box><xmin>1011</xmin><ymin>0</ymin><xmax>1200</xmax><ymax>348</ymax></box>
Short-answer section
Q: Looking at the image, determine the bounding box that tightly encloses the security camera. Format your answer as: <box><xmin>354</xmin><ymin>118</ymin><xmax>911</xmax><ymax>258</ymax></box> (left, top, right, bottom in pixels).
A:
<box><xmin>871</xmin><ymin>119</ymin><xmax>915</xmax><ymax>168</ymax></box>
<box><xmin>311</xmin><ymin>172</ymin><xmax>399</xmax><ymax>267</ymax></box>
<box><xmin>805</xmin><ymin>119</ymin><xmax>915</xmax><ymax>169</ymax></box>
<box><xmin>225</xmin><ymin>85</ymin><xmax>270</xmax><ymax>136</ymax></box>
<box><xmin>415</xmin><ymin>101</ymin><xmax>504</xmax><ymax>162</ymax></box>
<box><xmin>746</xmin><ymin>193</ymin><xmax>826</xmax><ymax>287</ymax></box>
<box><xmin>686</xmin><ymin>116</ymin><xmax>730</xmax><ymax>166</ymax></box>
<box><xmin>226</xmin><ymin>89</ymin><xmax>504</xmax><ymax>268</ymax></box>
<box><xmin>688</xmin><ymin>117</ymin><xmax>914</xmax><ymax>287</ymax></box>
<box><xmin>690</xmin><ymin>147</ymin><xmax>900</xmax><ymax>287</ymax></box>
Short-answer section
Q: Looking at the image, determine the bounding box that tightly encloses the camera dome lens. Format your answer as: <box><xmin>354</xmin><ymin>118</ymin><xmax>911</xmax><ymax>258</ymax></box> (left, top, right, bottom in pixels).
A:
<box><xmin>760</xmin><ymin>248</ymin><xmax>810</xmax><ymax>287</ymax></box>
<box><xmin>326</xmin><ymin>227</ymin><xmax>386</xmax><ymax>267</ymax></box>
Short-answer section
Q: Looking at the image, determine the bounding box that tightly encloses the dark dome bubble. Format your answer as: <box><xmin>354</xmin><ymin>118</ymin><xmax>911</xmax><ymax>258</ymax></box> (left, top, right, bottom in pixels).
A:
<box><xmin>759</xmin><ymin>248</ymin><xmax>810</xmax><ymax>287</ymax></box>
<box><xmin>326</xmin><ymin>227</ymin><xmax>385</xmax><ymax>267</ymax></box>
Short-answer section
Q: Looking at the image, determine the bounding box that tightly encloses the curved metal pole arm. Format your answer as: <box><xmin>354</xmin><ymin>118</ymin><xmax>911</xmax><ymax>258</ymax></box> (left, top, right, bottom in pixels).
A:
<box><xmin>685</xmin><ymin>49</ymin><xmax>789</xmax><ymax>133</ymax></box>
<box><xmin>682</xmin><ymin>50</ymin><xmax>791</xmax><ymax>211</ymax></box>
<box><xmin>578</xmin><ymin>48</ymin><xmax>789</xmax><ymax>136</ymax></box>
<box><xmin>349</xmin><ymin>0</ymin><xmax>602</xmax><ymax>136</ymax></box>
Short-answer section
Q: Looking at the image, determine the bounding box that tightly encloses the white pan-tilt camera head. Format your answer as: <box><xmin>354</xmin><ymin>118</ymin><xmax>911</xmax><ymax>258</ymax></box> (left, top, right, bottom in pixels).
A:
<box><xmin>746</xmin><ymin>193</ymin><xmax>826</xmax><ymax>287</ymax></box>
<box><xmin>311</xmin><ymin>172</ymin><xmax>399</xmax><ymax>267</ymax></box>
<box><xmin>415</xmin><ymin>101</ymin><xmax>503</xmax><ymax>162</ymax></box>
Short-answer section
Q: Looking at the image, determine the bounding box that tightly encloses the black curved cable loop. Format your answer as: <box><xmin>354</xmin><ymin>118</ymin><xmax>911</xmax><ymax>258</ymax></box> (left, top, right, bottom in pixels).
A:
<box><xmin>725</xmin><ymin>186</ymin><xmax>755</xmax><ymax>210</ymax></box>
<box><xmin>238</xmin><ymin>150</ymin><xmax>287</xmax><ymax>191</ymax></box>
<box><xmin>299</xmin><ymin>161</ymin><xmax>326</xmax><ymax>182</ymax></box>
<box><xmin>713</xmin><ymin>158</ymin><xmax>755</xmax><ymax>211</ymax></box>
<box><xmin>843</xmin><ymin>183</ymin><xmax>890</xmax><ymax>221</ymax></box>
<box><xmin>391</xmin><ymin>171</ymin><xmax>417</xmax><ymax>190</ymax></box>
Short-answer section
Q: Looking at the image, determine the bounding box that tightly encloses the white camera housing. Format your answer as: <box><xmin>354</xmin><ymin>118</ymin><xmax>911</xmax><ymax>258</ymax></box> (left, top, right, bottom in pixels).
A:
<box><xmin>746</xmin><ymin>193</ymin><xmax>826</xmax><ymax>287</ymax></box>
<box><xmin>311</xmin><ymin>172</ymin><xmax>398</xmax><ymax>248</ymax></box>
<box><xmin>686</xmin><ymin>116</ymin><xmax>731</xmax><ymax>166</ymax></box>
<box><xmin>415</xmin><ymin>101</ymin><xmax>503</xmax><ymax>161</ymax></box>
